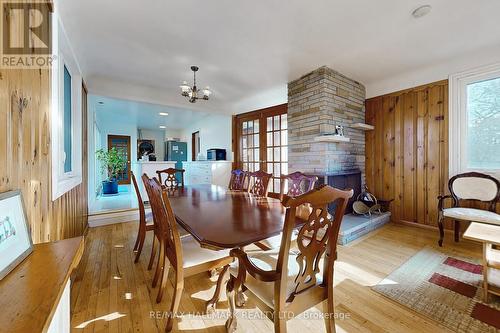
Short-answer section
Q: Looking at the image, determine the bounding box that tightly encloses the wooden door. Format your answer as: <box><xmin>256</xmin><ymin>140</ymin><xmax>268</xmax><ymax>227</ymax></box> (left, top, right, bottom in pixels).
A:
<box><xmin>233</xmin><ymin>104</ymin><xmax>287</xmax><ymax>194</ymax></box>
<box><xmin>108</xmin><ymin>135</ymin><xmax>131</xmax><ymax>184</ymax></box>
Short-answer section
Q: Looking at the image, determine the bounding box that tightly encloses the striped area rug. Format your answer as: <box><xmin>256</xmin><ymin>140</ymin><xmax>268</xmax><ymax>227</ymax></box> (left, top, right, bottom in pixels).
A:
<box><xmin>372</xmin><ymin>247</ymin><xmax>500</xmax><ymax>333</ymax></box>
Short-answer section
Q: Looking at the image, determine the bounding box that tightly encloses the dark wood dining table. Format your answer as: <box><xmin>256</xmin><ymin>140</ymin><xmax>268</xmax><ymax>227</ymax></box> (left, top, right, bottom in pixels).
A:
<box><xmin>167</xmin><ymin>184</ymin><xmax>289</xmax><ymax>250</ymax></box>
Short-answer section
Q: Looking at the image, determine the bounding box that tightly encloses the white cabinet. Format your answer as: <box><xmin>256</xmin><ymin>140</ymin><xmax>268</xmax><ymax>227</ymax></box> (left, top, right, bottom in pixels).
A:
<box><xmin>183</xmin><ymin>161</ymin><xmax>232</xmax><ymax>187</ymax></box>
<box><xmin>47</xmin><ymin>280</ymin><xmax>71</xmax><ymax>333</ymax></box>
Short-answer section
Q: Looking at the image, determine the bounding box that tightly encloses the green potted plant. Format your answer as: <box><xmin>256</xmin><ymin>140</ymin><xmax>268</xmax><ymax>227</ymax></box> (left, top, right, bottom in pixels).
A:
<box><xmin>95</xmin><ymin>147</ymin><xmax>127</xmax><ymax>195</ymax></box>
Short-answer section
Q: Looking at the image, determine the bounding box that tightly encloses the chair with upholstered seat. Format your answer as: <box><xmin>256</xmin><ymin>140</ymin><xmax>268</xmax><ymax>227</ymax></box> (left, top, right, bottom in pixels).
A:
<box><xmin>156</xmin><ymin>167</ymin><xmax>185</xmax><ymax>189</ymax></box>
<box><xmin>131</xmin><ymin>171</ymin><xmax>156</xmax><ymax>264</ymax></box>
<box><xmin>438</xmin><ymin>172</ymin><xmax>500</xmax><ymax>247</ymax></box>
<box><xmin>228</xmin><ymin>169</ymin><xmax>248</xmax><ymax>191</ymax></box>
<box><xmin>143</xmin><ymin>175</ymin><xmax>233</xmax><ymax>332</ymax></box>
<box><xmin>279</xmin><ymin>171</ymin><xmax>318</xmax><ymax>201</ymax></box>
<box><xmin>225</xmin><ymin>185</ymin><xmax>353</xmax><ymax>333</ymax></box>
<box><xmin>257</xmin><ymin>172</ymin><xmax>319</xmax><ymax>250</ymax></box>
<box><xmin>247</xmin><ymin>170</ymin><xmax>272</xmax><ymax>197</ymax></box>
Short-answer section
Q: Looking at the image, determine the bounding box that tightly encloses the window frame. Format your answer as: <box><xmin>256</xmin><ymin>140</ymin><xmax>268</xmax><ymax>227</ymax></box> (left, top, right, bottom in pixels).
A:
<box><xmin>51</xmin><ymin>10</ymin><xmax>83</xmax><ymax>201</ymax></box>
<box><xmin>449</xmin><ymin>63</ymin><xmax>500</xmax><ymax>180</ymax></box>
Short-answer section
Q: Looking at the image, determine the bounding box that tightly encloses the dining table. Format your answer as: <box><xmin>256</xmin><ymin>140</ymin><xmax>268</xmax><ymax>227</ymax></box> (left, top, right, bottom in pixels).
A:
<box><xmin>167</xmin><ymin>184</ymin><xmax>291</xmax><ymax>250</ymax></box>
<box><xmin>167</xmin><ymin>184</ymin><xmax>299</xmax><ymax>311</ymax></box>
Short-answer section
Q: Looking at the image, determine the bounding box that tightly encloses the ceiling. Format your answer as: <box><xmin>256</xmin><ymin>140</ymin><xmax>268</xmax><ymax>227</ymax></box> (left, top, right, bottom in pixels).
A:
<box><xmin>59</xmin><ymin>0</ymin><xmax>500</xmax><ymax>114</ymax></box>
<box><xmin>90</xmin><ymin>95</ymin><xmax>210</xmax><ymax>131</ymax></box>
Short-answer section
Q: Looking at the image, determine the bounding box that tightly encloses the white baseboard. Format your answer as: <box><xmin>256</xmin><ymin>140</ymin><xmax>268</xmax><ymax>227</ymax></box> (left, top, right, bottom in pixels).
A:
<box><xmin>88</xmin><ymin>208</ymin><xmax>150</xmax><ymax>227</ymax></box>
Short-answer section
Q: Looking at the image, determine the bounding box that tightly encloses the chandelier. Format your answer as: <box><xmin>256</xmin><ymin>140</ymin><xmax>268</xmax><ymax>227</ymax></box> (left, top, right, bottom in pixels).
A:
<box><xmin>180</xmin><ymin>66</ymin><xmax>212</xmax><ymax>103</ymax></box>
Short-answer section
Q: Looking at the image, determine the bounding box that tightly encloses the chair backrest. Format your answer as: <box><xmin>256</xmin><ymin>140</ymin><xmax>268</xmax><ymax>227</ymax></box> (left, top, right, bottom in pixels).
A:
<box><xmin>247</xmin><ymin>170</ymin><xmax>272</xmax><ymax>197</ymax></box>
<box><xmin>130</xmin><ymin>171</ymin><xmax>145</xmax><ymax>223</ymax></box>
<box><xmin>449</xmin><ymin>172</ymin><xmax>500</xmax><ymax>211</ymax></box>
<box><xmin>279</xmin><ymin>172</ymin><xmax>318</xmax><ymax>201</ymax></box>
<box><xmin>278</xmin><ymin>185</ymin><xmax>353</xmax><ymax>303</ymax></box>
<box><xmin>142</xmin><ymin>174</ymin><xmax>183</xmax><ymax>271</ymax></box>
<box><xmin>157</xmin><ymin>168</ymin><xmax>185</xmax><ymax>189</ymax></box>
<box><xmin>228</xmin><ymin>169</ymin><xmax>248</xmax><ymax>190</ymax></box>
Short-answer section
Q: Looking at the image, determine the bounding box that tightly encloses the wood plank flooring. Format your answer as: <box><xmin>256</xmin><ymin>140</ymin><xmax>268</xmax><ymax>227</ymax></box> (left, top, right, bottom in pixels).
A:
<box><xmin>70</xmin><ymin>221</ymin><xmax>482</xmax><ymax>333</ymax></box>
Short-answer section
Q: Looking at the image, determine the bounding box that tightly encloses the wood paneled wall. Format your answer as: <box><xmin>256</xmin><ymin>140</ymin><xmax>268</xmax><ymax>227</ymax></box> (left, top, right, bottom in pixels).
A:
<box><xmin>0</xmin><ymin>1</ymin><xmax>88</xmax><ymax>243</ymax></box>
<box><xmin>365</xmin><ymin>80</ymin><xmax>450</xmax><ymax>228</ymax></box>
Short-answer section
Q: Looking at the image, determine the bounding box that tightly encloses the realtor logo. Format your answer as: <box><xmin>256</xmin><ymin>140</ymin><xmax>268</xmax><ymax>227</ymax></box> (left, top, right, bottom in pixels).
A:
<box><xmin>1</xmin><ymin>0</ymin><xmax>52</xmax><ymax>68</ymax></box>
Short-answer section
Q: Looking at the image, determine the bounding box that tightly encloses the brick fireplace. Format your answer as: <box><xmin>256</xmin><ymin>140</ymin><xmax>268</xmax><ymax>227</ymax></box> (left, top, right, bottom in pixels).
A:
<box><xmin>287</xmin><ymin>66</ymin><xmax>367</xmax><ymax>208</ymax></box>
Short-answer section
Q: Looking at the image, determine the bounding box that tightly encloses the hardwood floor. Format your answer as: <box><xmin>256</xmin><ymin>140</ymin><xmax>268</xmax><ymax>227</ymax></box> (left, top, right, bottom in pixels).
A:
<box><xmin>70</xmin><ymin>221</ymin><xmax>482</xmax><ymax>333</ymax></box>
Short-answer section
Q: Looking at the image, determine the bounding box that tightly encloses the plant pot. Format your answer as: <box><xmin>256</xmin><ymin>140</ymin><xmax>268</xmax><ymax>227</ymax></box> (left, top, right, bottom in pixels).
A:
<box><xmin>102</xmin><ymin>179</ymin><xmax>118</xmax><ymax>195</ymax></box>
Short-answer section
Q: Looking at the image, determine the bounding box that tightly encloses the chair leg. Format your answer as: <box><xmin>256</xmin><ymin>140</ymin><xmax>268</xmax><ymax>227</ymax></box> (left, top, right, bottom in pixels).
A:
<box><xmin>438</xmin><ymin>213</ymin><xmax>445</xmax><ymax>247</ymax></box>
<box><xmin>152</xmin><ymin>240</ymin><xmax>165</xmax><ymax>288</ymax></box>
<box><xmin>454</xmin><ymin>220</ymin><xmax>460</xmax><ymax>242</ymax></box>
<box><xmin>273</xmin><ymin>310</ymin><xmax>287</xmax><ymax>333</ymax></box>
<box><xmin>156</xmin><ymin>255</ymin><xmax>170</xmax><ymax>303</ymax></box>
<box><xmin>148</xmin><ymin>235</ymin><xmax>157</xmax><ymax>270</ymax></box>
<box><xmin>133</xmin><ymin>226</ymin><xmax>141</xmax><ymax>252</ymax></box>
<box><xmin>166</xmin><ymin>271</ymin><xmax>184</xmax><ymax>332</ymax></box>
<box><xmin>323</xmin><ymin>298</ymin><xmax>336</xmax><ymax>333</ymax></box>
<box><xmin>134</xmin><ymin>226</ymin><xmax>146</xmax><ymax>263</ymax></box>
<box><xmin>206</xmin><ymin>265</ymin><xmax>230</xmax><ymax>314</ymax></box>
<box><xmin>225</xmin><ymin>275</ymin><xmax>238</xmax><ymax>333</ymax></box>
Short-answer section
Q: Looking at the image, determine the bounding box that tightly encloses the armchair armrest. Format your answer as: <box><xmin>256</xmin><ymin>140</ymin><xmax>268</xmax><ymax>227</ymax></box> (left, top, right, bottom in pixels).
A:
<box><xmin>437</xmin><ymin>195</ymin><xmax>455</xmax><ymax>211</ymax></box>
<box><xmin>230</xmin><ymin>248</ymin><xmax>280</xmax><ymax>282</ymax></box>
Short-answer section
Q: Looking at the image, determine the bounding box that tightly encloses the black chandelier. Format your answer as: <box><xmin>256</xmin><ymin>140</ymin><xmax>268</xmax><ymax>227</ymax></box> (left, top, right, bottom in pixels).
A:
<box><xmin>179</xmin><ymin>66</ymin><xmax>212</xmax><ymax>103</ymax></box>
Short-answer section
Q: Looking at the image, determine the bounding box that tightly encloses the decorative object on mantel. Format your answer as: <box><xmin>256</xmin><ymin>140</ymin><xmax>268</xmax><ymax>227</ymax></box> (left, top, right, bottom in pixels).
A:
<box><xmin>352</xmin><ymin>123</ymin><xmax>374</xmax><ymax>130</ymax></box>
<box><xmin>0</xmin><ymin>190</ymin><xmax>33</xmax><ymax>280</ymax></box>
<box><xmin>180</xmin><ymin>66</ymin><xmax>212</xmax><ymax>103</ymax></box>
<box><xmin>335</xmin><ymin>124</ymin><xmax>345</xmax><ymax>136</ymax></box>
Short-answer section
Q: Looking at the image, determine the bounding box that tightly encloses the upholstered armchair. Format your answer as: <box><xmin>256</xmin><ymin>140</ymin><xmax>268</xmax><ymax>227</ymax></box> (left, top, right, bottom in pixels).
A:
<box><xmin>438</xmin><ymin>172</ymin><xmax>500</xmax><ymax>247</ymax></box>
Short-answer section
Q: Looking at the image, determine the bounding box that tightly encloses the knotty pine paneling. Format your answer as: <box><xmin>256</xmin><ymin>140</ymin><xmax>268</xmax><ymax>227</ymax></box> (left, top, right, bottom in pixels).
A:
<box><xmin>366</xmin><ymin>80</ymin><xmax>499</xmax><ymax>230</ymax></box>
<box><xmin>0</xmin><ymin>68</ymin><xmax>88</xmax><ymax>243</ymax></box>
<box><xmin>366</xmin><ymin>81</ymin><xmax>450</xmax><ymax>228</ymax></box>
<box><xmin>0</xmin><ymin>1</ymin><xmax>88</xmax><ymax>243</ymax></box>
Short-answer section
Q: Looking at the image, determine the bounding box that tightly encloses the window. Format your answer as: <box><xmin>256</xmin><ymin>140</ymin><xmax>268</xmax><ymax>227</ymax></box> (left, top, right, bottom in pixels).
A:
<box><xmin>63</xmin><ymin>65</ymin><xmax>72</xmax><ymax>173</ymax></box>
<box><xmin>51</xmin><ymin>10</ymin><xmax>83</xmax><ymax>200</ymax></box>
<box><xmin>450</xmin><ymin>63</ymin><xmax>500</xmax><ymax>178</ymax></box>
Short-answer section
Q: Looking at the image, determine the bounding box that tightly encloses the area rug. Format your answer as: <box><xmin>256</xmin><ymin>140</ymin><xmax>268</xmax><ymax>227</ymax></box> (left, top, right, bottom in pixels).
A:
<box><xmin>372</xmin><ymin>247</ymin><xmax>500</xmax><ymax>333</ymax></box>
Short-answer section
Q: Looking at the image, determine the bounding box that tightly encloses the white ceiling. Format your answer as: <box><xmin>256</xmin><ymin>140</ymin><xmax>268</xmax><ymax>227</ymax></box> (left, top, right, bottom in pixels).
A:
<box><xmin>90</xmin><ymin>95</ymin><xmax>209</xmax><ymax>131</ymax></box>
<box><xmin>59</xmin><ymin>0</ymin><xmax>500</xmax><ymax>114</ymax></box>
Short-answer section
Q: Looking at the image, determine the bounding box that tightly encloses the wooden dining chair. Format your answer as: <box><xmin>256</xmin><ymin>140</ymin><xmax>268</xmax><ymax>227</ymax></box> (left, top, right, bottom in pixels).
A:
<box><xmin>157</xmin><ymin>168</ymin><xmax>185</xmax><ymax>189</ymax></box>
<box><xmin>228</xmin><ymin>169</ymin><xmax>248</xmax><ymax>191</ymax></box>
<box><xmin>280</xmin><ymin>172</ymin><xmax>318</xmax><ymax>201</ymax></box>
<box><xmin>143</xmin><ymin>175</ymin><xmax>233</xmax><ymax>332</ymax></box>
<box><xmin>225</xmin><ymin>185</ymin><xmax>353</xmax><ymax>333</ymax></box>
<box><xmin>131</xmin><ymin>171</ymin><xmax>155</xmax><ymax>263</ymax></box>
<box><xmin>247</xmin><ymin>170</ymin><xmax>272</xmax><ymax>197</ymax></box>
<box><xmin>256</xmin><ymin>172</ymin><xmax>319</xmax><ymax>251</ymax></box>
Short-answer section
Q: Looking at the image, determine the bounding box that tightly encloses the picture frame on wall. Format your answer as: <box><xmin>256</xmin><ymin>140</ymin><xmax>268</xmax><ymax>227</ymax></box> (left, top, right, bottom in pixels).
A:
<box><xmin>0</xmin><ymin>190</ymin><xmax>33</xmax><ymax>280</ymax></box>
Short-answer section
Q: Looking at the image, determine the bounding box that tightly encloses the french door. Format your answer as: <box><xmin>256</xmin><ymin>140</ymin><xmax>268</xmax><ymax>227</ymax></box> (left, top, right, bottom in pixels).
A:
<box><xmin>233</xmin><ymin>104</ymin><xmax>288</xmax><ymax>195</ymax></box>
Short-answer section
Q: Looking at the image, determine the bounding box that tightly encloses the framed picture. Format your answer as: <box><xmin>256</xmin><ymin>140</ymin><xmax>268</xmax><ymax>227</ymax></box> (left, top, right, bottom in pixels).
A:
<box><xmin>0</xmin><ymin>190</ymin><xmax>33</xmax><ymax>280</ymax></box>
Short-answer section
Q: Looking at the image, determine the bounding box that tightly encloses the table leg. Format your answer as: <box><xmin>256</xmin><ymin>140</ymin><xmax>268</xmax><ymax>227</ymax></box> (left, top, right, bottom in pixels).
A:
<box><xmin>483</xmin><ymin>243</ymin><xmax>489</xmax><ymax>303</ymax></box>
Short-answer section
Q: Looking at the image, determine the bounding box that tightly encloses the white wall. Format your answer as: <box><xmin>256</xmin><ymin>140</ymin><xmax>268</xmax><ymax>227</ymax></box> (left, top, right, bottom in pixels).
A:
<box><xmin>365</xmin><ymin>45</ymin><xmax>500</xmax><ymax>98</ymax></box>
<box><xmin>139</xmin><ymin>129</ymin><xmax>166</xmax><ymax>160</ymax></box>
<box><xmin>180</xmin><ymin>114</ymin><xmax>232</xmax><ymax>161</ymax></box>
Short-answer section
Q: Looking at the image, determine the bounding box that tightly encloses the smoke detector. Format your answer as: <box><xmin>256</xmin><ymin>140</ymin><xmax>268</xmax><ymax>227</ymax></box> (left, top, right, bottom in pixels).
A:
<box><xmin>412</xmin><ymin>5</ymin><xmax>432</xmax><ymax>18</ymax></box>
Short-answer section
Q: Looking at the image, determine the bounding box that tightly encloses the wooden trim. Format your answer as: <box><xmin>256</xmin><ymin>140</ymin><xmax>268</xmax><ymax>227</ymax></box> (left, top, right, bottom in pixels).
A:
<box><xmin>191</xmin><ymin>131</ymin><xmax>199</xmax><ymax>161</ymax></box>
<box><xmin>367</xmin><ymin>79</ymin><xmax>448</xmax><ymax>100</ymax></box>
